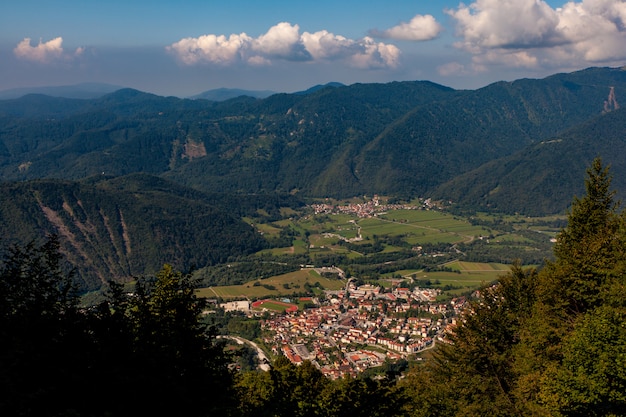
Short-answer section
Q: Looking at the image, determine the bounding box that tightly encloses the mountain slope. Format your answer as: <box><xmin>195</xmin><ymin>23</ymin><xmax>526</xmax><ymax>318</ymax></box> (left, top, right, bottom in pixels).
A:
<box><xmin>431</xmin><ymin>106</ymin><xmax>626</xmax><ymax>215</ymax></box>
<box><xmin>347</xmin><ymin>67</ymin><xmax>626</xmax><ymax>197</ymax></box>
<box><xmin>0</xmin><ymin>67</ymin><xmax>625</xmax><ymax>209</ymax></box>
<box><xmin>0</xmin><ymin>175</ymin><xmax>267</xmax><ymax>290</ymax></box>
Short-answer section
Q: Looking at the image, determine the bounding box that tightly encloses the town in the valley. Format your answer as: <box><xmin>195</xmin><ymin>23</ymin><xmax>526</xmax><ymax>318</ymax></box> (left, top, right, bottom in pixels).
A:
<box><xmin>220</xmin><ymin>271</ymin><xmax>469</xmax><ymax>379</ymax></box>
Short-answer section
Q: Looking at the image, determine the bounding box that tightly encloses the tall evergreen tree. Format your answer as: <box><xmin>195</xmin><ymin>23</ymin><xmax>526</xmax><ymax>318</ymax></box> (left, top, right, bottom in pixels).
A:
<box><xmin>103</xmin><ymin>264</ymin><xmax>238</xmax><ymax>416</ymax></box>
<box><xmin>545</xmin><ymin>157</ymin><xmax>623</xmax><ymax>314</ymax></box>
<box><xmin>401</xmin><ymin>158</ymin><xmax>626</xmax><ymax>416</ymax></box>
<box><xmin>0</xmin><ymin>236</ymin><xmax>91</xmax><ymax>416</ymax></box>
<box><xmin>399</xmin><ymin>264</ymin><xmax>538</xmax><ymax>417</ymax></box>
<box><xmin>0</xmin><ymin>242</ymin><xmax>238</xmax><ymax>416</ymax></box>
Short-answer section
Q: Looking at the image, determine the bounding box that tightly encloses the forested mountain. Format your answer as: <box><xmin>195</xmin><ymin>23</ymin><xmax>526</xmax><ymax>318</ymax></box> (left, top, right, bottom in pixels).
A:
<box><xmin>2</xmin><ymin>66</ymin><xmax>624</xmax><ymax>206</ymax></box>
<box><xmin>0</xmin><ymin>174</ymin><xmax>271</xmax><ymax>291</ymax></box>
<box><xmin>433</xmin><ymin>106</ymin><xmax>626</xmax><ymax>215</ymax></box>
<box><xmin>343</xmin><ymin>67</ymin><xmax>626</xmax><ymax>197</ymax></box>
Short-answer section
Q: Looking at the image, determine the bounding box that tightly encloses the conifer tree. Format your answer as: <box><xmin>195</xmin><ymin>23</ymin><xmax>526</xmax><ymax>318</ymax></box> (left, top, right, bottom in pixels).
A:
<box><xmin>401</xmin><ymin>158</ymin><xmax>626</xmax><ymax>416</ymax></box>
<box><xmin>545</xmin><ymin>157</ymin><xmax>622</xmax><ymax>314</ymax></box>
<box><xmin>517</xmin><ymin>157</ymin><xmax>626</xmax><ymax>415</ymax></box>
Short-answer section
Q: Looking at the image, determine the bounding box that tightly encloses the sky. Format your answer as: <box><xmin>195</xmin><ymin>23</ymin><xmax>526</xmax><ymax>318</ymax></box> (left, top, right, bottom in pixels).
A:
<box><xmin>1</xmin><ymin>0</ymin><xmax>626</xmax><ymax>97</ymax></box>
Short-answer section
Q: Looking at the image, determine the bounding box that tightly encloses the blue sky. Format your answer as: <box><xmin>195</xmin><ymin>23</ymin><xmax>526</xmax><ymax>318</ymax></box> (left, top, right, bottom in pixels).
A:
<box><xmin>1</xmin><ymin>0</ymin><xmax>625</xmax><ymax>97</ymax></box>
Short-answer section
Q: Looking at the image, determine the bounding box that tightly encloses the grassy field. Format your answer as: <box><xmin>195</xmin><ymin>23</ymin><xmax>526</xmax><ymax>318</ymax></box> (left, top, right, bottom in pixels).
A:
<box><xmin>198</xmin><ymin>261</ymin><xmax>512</xmax><ymax>301</ymax></box>
<box><xmin>203</xmin><ymin>205</ymin><xmax>556</xmax><ymax>301</ymax></box>
<box><xmin>420</xmin><ymin>261</ymin><xmax>512</xmax><ymax>296</ymax></box>
<box><xmin>448</xmin><ymin>261</ymin><xmax>511</xmax><ymax>272</ymax></box>
<box><xmin>299</xmin><ymin>209</ymin><xmax>492</xmax><ymax>255</ymax></box>
<box><xmin>196</xmin><ymin>268</ymin><xmax>344</xmax><ymax>300</ymax></box>
<box><xmin>379</xmin><ymin>261</ymin><xmax>511</xmax><ymax>293</ymax></box>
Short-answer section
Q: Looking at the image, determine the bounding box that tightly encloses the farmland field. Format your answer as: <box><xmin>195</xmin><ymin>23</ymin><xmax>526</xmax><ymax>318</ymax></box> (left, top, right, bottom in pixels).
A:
<box><xmin>448</xmin><ymin>261</ymin><xmax>511</xmax><ymax>272</ymax></box>
<box><xmin>197</xmin><ymin>201</ymin><xmax>559</xmax><ymax>300</ymax></box>
<box><xmin>381</xmin><ymin>260</ymin><xmax>512</xmax><ymax>296</ymax></box>
<box><xmin>196</xmin><ymin>268</ymin><xmax>344</xmax><ymax>300</ymax></box>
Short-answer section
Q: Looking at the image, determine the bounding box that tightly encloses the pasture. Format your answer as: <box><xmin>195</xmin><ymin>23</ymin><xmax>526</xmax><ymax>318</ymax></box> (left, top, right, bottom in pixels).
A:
<box><xmin>420</xmin><ymin>261</ymin><xmax>512</xmax><ymax>295</ymax></box>
<box><xmin>197</xmin><ymin>268</ymin><xmax>344</xmax><ymax>300</ymax></box>
<box><xmin>382</xmin><ymin>260</ymin><xmax>512</xmax><ymax>296</ymax></box>
<box><xmin>302</xmin><ymin>209</ymin><xmax>491</xmax><ymax>254</ymax></box>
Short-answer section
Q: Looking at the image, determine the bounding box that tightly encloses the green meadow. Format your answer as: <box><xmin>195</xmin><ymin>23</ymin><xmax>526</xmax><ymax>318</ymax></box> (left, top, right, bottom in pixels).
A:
<box><xmin>196</xmin><ymin>268</ymin><xmax>344</xmax><ymax>300</ymax></box>
<box><xmin>200</xmin><ymin>204</ymin><xmax>558</xmax><ymax>300</ymax></box>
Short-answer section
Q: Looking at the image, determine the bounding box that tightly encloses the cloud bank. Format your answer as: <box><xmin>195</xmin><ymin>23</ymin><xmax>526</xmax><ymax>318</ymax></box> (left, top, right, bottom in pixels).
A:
<box><xmin>14</xmin><ymin>37</ymin><xmax>84</xmax><ymax>63</ymax></box>
<box><xmin>447</xmin><ymin>0</ymin><xmax>626</xmax><ymax>70</ymax></box>
<box><xmin>369</xmin><ymin>14</ymin><xmax>443</xmax><ymax>41</ymax></box>
<box><xmin>167</xmin><ymin>22</ymin><xmax>401</xmax><ymax>69</ymax></box>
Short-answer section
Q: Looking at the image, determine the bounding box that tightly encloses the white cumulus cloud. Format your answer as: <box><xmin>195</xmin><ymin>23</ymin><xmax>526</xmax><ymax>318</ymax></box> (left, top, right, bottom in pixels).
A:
<box><xmin>447</xmin><ymin>0</ymin><xmax>626</xmax><ymax>69</ymax></box>
<box><xmin>349</xmin><ymin>37</ymin><xmax>402</xmax><ymax>69</ymax></box>
<box><xmin>14</xmin><ymin>37</ymin><xmax>64</xmax><ymax>62</ymax></box>
<box><xmin>167</xmin><ymin>22</ymin><xmax>401</xmax><ymax>69</ymax></box>
<box><xmin>166</xmin><ymin>33</ymin><xmax>252</xmax><ymax>65</ymax></box>
<box><xmin>252</xmin><ymin>22</ymin><xmax>309</xmax><ymax>60</ymax></box>
<box><xmin>370</xmin><ymin>14</ymin><xmax>443</xmax><ymax>41</ymax></box>
<box><xmin>13</xmin><ymin>37</ymin><xmax>83</xmax><ymax>63</ymax></box>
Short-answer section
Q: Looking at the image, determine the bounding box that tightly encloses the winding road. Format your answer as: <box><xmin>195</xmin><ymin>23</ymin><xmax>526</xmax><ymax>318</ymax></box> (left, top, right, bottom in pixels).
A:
<box><xmin>219</xmin><ymin>335</ymin><xmax>271</xmax><ymax>371</ymax></box>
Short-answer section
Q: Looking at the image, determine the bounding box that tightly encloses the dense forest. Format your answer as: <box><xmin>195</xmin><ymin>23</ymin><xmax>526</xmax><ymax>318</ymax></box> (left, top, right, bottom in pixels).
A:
<box><xmin>0</xmin><ymin>175</ymin><xmax>276</xmax><ymax>291</ymax></box>
<box><xmin>1</xmin><ymin>67</ymin><xmax>626</xmax><ymax>215</ymax></box>
<box><xmin>2</xmin><ymin>158</ymin><xmax>625</xmax><ymax>416</ymax></box>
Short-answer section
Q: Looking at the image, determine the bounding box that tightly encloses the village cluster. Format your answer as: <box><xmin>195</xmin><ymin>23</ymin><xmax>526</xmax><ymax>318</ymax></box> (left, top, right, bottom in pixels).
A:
<box><xmin>310</xmin><ymin>195</ymin><xmax>438</xmax><ymax>218</ymax></box>
<box><xmin>226</xmin><ymin>280</ymin><xmax>468</xmax><ymax>379</ymax></box>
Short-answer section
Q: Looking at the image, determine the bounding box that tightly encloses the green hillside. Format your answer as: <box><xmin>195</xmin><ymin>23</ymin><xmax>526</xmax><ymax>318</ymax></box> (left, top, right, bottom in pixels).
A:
<box><xmin>2</xmin><ymin>67</ymin><xmax>625</xmax><ymax>209</ymax></box>
<box><xmin>0</xmin><ymin>175</ymin><xmax>268</xmax><ymax>291</ymax></box>
<box><xmin>433</xmin><ymin>106</ymin><xmax>626</xmax><ymax>215</ymax></box>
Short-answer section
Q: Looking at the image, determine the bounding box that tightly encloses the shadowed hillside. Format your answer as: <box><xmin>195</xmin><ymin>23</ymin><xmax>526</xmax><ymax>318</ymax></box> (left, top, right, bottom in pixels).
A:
<box><xmin>0</xmin><ymin>175</ymin><xmax>269</xmax><ymax>291</ymax></box>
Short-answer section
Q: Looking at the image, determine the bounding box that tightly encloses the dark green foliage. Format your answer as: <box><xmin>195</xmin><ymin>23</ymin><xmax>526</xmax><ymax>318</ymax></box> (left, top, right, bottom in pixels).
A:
<box><xmin>236</xmin><ymin>358</ymin><xmax>402</xmax><ymax>417</ymax></box>
<box><xmin>0</xmin><ymin>175</ymin><xmax>268</xmax><ymax>291</ymax></box>
<box><xmin>0</xmin><ymin>236</ymin><xmax>90</xmax><ymax>416</ymax></box>
<box><xmin>401</xmin><ymin>158</ymin><xmax>626</xmax><ymax>416</ymax></box>
<box><xmin>545</xmin><ymin>158</ymin><xmax>623</xmax><ymax>314</ymax></box>
<box><xmin>540</xmin><ymin>305</ymin><xmax>626</xmax><ymax>416</ymax></box>
<box><xmin>107</xmin><ymin>265</ymin><xmax>236</xmax><ymax>416</ymax></box>
<box><xmin>226</xmin><ymin>315</ymin><xmax>261</xmax><ymax>340</ymax></box>
<box><xmin>434</xmin><ymin>106</ymin><xmax>626</xmax><ymax>215</ymax></box>
<box><xmin>0</xmin><ymin>243</ymin><xmax>237</xmax><ymax>416</ymax></box>
<box><xmin>236</xmin><ymin>357</ymin><xmax>329</xmax><ymax>417</ymax></box>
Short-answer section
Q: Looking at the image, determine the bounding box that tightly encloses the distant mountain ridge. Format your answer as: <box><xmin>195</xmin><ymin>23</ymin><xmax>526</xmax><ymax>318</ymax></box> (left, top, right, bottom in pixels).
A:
<box><xmin>0</xmin><ymin>66</ymin><xmax>625</xmax><ymax>216</ymax></box>
<box><xmin>189</xmin><ymin>87</ymin><xmax>277</xmax><ymax>101</ymax></box>
<box><xmin>0</xmin><ymin>82</ymin><xmax>124</xmax><ymax>100</ymax></box>
<box><xmin>294</xmin><ymin>82</ymin><xmax>345</xmax><ymax>95</ymax></box>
